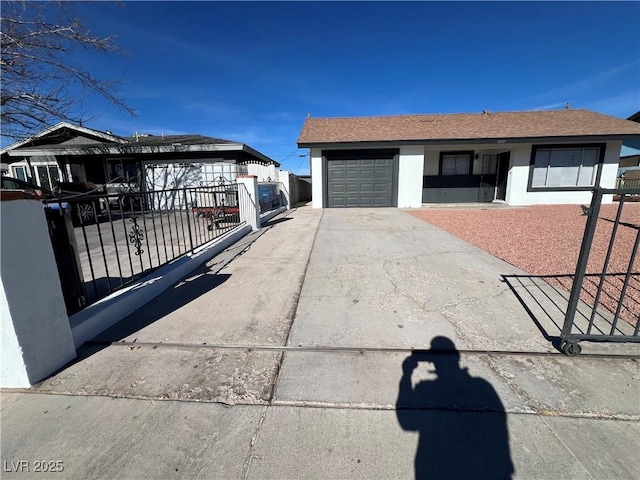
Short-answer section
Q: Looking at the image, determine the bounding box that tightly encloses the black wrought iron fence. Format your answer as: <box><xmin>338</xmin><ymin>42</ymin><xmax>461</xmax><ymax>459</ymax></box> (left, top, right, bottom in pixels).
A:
<box><xmin>560</xmin><ymin>188</ymin><xmax>640</xmax><ymax>354</ymax></box>
<box><xmin>44</xmin><ymin>183</ymin><xmax>243</xmax><ymax>310</ymax></box>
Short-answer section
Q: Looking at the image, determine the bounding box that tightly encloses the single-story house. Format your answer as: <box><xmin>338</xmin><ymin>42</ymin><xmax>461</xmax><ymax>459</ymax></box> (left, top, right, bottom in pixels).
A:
<box><xmin>297</xmin><ymin>109</ymin><xmax>640</xmax><ymax>208</ymax></box>
<box><xmin>1</xmin><ymin>122</ymin><xmax>280</xmax><ymax>192</ymax></box>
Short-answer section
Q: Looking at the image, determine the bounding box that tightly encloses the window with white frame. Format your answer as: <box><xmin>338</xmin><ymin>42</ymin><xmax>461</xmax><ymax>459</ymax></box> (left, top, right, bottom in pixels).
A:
<box><xmin>530</xmin><ymin>145</ymin><xmax>601</xmax><ymax>189</ymax></box>
<box><xmin>441</xmin><ymin>152</ymin><xmax>473</xmax><ymax>176</ymax></box>
<box><xmin>12</xmin><ymin>165</ymin><xmax>27</xmax><ymax>181</ymax></box>
<box><xmin>36</xmin><ymin>165</ymin><xmax>61</xmax><ymax>190</ymax></box>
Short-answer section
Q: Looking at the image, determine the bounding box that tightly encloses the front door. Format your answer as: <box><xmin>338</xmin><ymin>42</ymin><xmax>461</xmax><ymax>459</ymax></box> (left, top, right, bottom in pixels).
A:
<box><xmin>496</xmin><ymin>152</ymin><xmax>510</xmax><ymax>201</ymax></box>
<box><xmin>478</xmin><ymin>154</ymin><xmax>497</xmax><ymax>202</ymax></box>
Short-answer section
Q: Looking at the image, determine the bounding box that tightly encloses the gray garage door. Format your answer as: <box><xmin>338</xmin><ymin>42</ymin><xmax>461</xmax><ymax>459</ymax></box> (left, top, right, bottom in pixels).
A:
<box><xmin>327</xmin><ymin>159</ymin><xmax>395</xmax><ymax>207</ymax></box>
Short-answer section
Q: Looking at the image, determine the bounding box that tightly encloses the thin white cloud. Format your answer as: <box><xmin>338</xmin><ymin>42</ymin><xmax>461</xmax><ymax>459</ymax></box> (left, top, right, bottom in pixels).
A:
<box><xmin>103</xmin><ymin>17</ymin><xmax>234</xmax><ymax>67</ymax></box>
<box><xmin>180</xmin><ymin>100</ymin><xmax>246</xmax><ymax>120</ymax></box>
<box><xmin>262</xmin><ymin>111</ymin><xmax>299</xmax><ymax>122</ymax></box>
<box><xmin>530</xmin><ymin>101</ymin><xmax>569</xmax><ymax>111</ymax></box>
<box><xmin>120</xmin><ymin>85</ymin><xmax>173</xmax><ymax>100</ymax></box>
<box><xmin>525</xmin><ymin>61</ymin><xmax>639</xmax><ymax>104</ymax></box>
<box><xmin>583</xmin><ymin>90</ymin><xmax>640</xmax><ymax>118</ymax></box>
<box><xmin>90</xmin><ymin>115</ymin><xmax>186</xmax><ymax>137</ymax></box>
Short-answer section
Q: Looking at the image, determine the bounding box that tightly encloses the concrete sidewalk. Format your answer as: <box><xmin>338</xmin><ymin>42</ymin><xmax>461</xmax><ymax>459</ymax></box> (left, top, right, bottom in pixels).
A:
<box><xmin>1</xmin><ymin>207</ymin><xmax>639</xmax><ymax>479</ymax></box>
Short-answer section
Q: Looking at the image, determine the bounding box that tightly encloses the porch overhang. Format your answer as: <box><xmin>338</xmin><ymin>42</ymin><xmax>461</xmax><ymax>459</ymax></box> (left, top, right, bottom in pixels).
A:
<box><xmin>6</xmin><ymin>142</ymin><xmax>278</xmax><ymax>165</ymax></box>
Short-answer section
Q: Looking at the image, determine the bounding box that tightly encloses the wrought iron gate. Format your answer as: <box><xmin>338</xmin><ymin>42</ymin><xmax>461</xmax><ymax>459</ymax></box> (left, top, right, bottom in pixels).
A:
<box><xmin>560</xmin><ymin>188</ymin><xmax>640</xmax><ymax>355</ymax></box>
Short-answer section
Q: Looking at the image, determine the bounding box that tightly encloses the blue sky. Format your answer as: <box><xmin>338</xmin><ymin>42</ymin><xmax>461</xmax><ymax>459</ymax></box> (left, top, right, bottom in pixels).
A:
<box><xmin>35</xmin><ymin>2</ymin><xmax>640</xmax><ymax>173</ymax></box>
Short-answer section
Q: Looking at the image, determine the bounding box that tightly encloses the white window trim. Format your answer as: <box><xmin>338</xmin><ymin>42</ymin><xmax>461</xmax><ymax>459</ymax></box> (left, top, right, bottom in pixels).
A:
<box><xmin>528</xmin><ymin>144</ymin><xmax>604</xmax><ymax>191</ymax></box>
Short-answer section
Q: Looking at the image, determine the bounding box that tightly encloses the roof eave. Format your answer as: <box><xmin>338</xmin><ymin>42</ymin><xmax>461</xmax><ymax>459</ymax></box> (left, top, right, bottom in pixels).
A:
<box><xmin>0</xmin><ymin>122</ymin><xmax>126</xmax><ymax>155</ymax></box>
<box><xmin>298</xmin><ymin>133</ymin><xmax>639</xmax><ymax>149</ymax></box>
<box><xmin>6</xmin><ymin>142</ymin><xmax>250</xmax><ymax>157</ymax></box>
<box><xmin>241</xmin><ymin>144</ymin><xmax>280</xmax><ymax>166</ymax></box>
<box><xmin>7</xmin><ymin>142</ymin><xmax>281</xmax><ymax>167</ymax></box>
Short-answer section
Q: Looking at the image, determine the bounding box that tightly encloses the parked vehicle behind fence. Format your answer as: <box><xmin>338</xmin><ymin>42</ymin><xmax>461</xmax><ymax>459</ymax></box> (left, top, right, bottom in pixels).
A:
<box><xmin>2</xmin><ymin>176</ymin><xmax>102</xmax><ymax>226</ymax></box>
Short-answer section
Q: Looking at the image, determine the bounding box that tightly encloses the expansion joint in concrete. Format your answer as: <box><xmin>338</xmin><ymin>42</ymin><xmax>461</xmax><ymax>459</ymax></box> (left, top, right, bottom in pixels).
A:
<box><xmin>82</xmin><ymin>339</ymin><xmax>640</xmax><ymax>360</ymax></box>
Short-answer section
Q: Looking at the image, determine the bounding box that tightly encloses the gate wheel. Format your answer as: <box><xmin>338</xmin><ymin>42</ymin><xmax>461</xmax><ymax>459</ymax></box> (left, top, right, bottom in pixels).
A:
<box><xmin>561</xmin><ymin>341</ymin><xmax>582</xmax><ymax>356</ymax></box>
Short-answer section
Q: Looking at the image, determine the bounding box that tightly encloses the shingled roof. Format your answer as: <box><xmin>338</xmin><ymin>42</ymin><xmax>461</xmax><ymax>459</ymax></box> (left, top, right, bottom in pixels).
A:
<box><xmin>122</xmin><ymin>134</ymin><xmax>237</xmax><ymax>147</ymax></box>
<box><xmin>298</xmin><ymin>109</ymin><xmax>640</xmax><ymax>146</ymax></box>
<box><xmin>2</xmin><ymin>124</ymin><xmax>280</xmax><ymax>166</ymax></box>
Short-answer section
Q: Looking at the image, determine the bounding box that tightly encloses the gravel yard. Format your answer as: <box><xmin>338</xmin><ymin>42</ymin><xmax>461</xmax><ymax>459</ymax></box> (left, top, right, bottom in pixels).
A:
<box><xmin>410</xmin><ymin>203</ymin><xmax>640</xmax><ymax>326</ymax></box>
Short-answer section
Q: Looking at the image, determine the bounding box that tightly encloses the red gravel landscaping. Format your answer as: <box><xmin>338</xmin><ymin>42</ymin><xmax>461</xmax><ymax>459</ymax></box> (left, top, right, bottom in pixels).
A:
<box><xmin>410</xmin><ymin>203</ymin><xmax>640</xmax><ymax>326</ymax></box>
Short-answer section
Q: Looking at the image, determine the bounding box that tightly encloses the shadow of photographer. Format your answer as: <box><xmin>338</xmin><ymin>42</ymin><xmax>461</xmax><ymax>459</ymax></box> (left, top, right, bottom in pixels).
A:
<box><xmin>396</xmin><ymin>336</ymin><xmax>514</xmax><ymax>480</ymax></box>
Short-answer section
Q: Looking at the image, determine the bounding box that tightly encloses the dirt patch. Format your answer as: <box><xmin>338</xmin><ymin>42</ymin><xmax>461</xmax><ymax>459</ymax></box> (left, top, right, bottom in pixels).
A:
<box><xmin>410</xmin><ymin>203</ymin><xmax>640</xmax><ymax>326</ymax></box>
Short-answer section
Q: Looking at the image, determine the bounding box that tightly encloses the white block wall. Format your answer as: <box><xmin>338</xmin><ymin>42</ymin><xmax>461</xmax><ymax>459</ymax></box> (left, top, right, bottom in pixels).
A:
<box><xmin>397</xmin><ymin>146</ymin><xmax>424</xmax><ymax>208</ymax></box>
<box><xmin>244</xmin><ymin>162</ymin><xmax>277</xmax><ymax>182</ymax></box>
<box><xmin>237</xmin><ymin>176</ymin><xmax>260</xmax><ymax>231</ymax></box>
<box><xmin>311</xmin><ymin>148</ymin><xmax>323</xmax><ymax>208</ymax></box>
<box><xmin>1</xmin><ymin>199</ymin><xmax>76</xmax><ymax>387</ymax></box>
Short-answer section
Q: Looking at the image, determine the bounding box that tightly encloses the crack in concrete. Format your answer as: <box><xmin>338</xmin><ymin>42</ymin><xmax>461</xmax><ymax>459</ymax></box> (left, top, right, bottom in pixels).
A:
<box><xmin>538</xmin><ymin>413</ymin><xmax>596</xmax><ymax>480</ymax></box>
<box><xmin>481</xmin><ymin>354</ymin><xmax>548</xmax><ymax>416</ymax></box>
<box><xmin>242</xmin><ymin>405</ymin><xmax>269</xmax><ymax>480</ymax></box>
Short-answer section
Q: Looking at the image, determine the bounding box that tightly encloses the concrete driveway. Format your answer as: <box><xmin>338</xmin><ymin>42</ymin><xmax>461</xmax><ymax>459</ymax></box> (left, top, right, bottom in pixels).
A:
<box><xmin>2</xmin><ymin>207</ymin><xmax>639</xmax><ymax>479</ymax></box>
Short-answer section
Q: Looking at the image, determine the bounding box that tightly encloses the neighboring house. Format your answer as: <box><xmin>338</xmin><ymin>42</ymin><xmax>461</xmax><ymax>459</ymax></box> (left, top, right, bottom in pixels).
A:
<box><xmin>624</xmin><ymin>111</ymin><xmax>640</xmax><ymax>151</ymax></box>
<box><xmin>619</xmin><ymin>145</ymin><xmax>640</xmax><ymax>168</ymax></box>
<box><xmin>0</xmin><ymin>122</ymin><xmax>280</xmax><ymax>192</ymax></box>
<box><xmin>297</xmin><ymin>109</ymin><xmax>640</xmax><ymax>208</ymax></box>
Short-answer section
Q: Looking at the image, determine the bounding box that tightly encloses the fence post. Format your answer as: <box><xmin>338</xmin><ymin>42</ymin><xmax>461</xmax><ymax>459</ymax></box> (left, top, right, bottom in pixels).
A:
<box><xmin>183</xmin><ymin>188</ymin><xmax>194</xmax><ymax>250</ymax></box>
<box><xmin>1</xmin><ymin>194</ymin><xmax>77</xmax><ymax>387</ymax></box>
<box><xmin>237</xmin><ymin>175</ymin><xmax>260</xmax><ymax>231</ymax></box>
<box><xmin>561</xmin><ymin>188</ymin><xmax>603</xmax><ymax>338</ymax></box>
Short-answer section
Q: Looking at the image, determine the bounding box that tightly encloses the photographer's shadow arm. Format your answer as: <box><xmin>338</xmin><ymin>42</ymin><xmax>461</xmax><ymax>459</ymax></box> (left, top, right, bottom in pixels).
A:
<box><xmin>396</xmin><ymin>356</ymin><xmax>419</xmax><ymax>431</ymax></box>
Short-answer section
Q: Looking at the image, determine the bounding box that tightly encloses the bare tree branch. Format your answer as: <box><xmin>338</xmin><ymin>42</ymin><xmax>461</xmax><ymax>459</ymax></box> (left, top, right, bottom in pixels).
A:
<box><xmin>1</xmin><ymin>1</ymin><xmax>135</xmax><ymax>141</ymax></box>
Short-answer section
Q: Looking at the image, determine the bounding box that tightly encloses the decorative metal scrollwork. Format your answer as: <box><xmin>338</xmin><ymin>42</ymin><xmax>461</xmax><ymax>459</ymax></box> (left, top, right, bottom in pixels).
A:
<box><xmin>128</xmin><ymin>216</ymin><xmax>145</xmax><ymax>256</ymax></box>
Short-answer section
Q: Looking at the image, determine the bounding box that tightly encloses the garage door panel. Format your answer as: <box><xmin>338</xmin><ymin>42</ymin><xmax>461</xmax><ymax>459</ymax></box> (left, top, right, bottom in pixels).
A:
<box><xmin>328</xmin><ymin>170</ymin><xmax>346</xmax><ymax>181</ymax></box>
<box><xmin>327</xmin><ymin>158</ymin><xmax>395</xmax><ymax>208</ymax></box>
